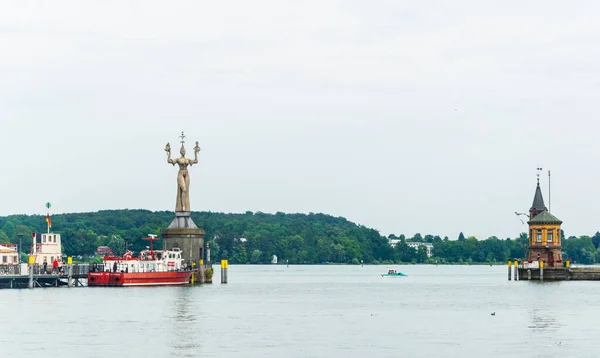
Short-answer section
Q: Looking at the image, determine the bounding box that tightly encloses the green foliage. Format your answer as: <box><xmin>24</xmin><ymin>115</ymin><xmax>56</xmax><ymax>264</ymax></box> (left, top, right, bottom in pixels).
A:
<box><xmin>107</xmin><ymin>235</ymin><xmax>126</xmax><ymax>256</ymax></box>
<box><xmin>2</xmin><ymin>210</ymin><xmax>600</xmax><ymax>265</ymax></box>
<box><xmin>88</xmin><ymin>256</ymin><xmax>104</xmax><ymax>264</ymax></box>
<box><xmin>204</xmin><ymin>268</ymin><xmax>214</xmax><ymax>280</ymax></box>
<box><xmin>563</xmin><ymin>236</ymin><xmax>596</xmax><ymax>264</ymax></box>
<box><xmin>0</xmin><ymin>231</ymin><xmax>9</xmax><ymax>244</ymax></box>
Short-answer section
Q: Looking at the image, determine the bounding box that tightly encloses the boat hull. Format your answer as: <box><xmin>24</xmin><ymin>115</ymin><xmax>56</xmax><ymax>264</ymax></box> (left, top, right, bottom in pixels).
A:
<box><xmin>381</xmin><ymin>273</ymin><xmax>407</xmax><ymax>277</ymax></box>
<box><xmin>88</xmin><ymin>270</ymin><xmax>195</xmax><ymax>287</ymax></box>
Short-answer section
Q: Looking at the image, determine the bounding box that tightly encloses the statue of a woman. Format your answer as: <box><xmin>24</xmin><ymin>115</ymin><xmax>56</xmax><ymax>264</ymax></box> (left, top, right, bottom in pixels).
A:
<box><xmin>165</xmin><ymin>141</ymin><xmax>201</xmax><ymax>212</ymax></box>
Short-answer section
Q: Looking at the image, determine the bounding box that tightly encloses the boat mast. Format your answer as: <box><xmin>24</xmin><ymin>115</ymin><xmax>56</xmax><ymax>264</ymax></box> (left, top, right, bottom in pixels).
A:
<box><xmin>142</xmin><ymin>235</ymin><xmax>160</xmax><ymax>259</ymax></box>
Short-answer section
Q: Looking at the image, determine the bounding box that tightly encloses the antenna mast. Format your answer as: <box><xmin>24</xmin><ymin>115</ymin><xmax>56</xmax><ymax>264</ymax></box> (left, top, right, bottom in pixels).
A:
<box><xmin>548</xmin><ymin>170</ymin><xmax>551</xmax><ymax>212</ymax></box>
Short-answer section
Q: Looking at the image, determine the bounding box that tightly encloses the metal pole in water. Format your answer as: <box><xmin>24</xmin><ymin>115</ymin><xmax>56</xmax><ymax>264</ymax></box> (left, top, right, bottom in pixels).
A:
<box><xmin>190</xmin><ymin>262</ymin><xmax>195</xmax><ymax>285</ymax></box>
<box><xmin>221</xmin><ymin>259</ymin><xmax>228</xmax><ymax>284</ymax></box>
<box><xmin>68</xmin><ymin>256</ymin><xmax>73</xmax><ymax>288</ymax></box>
<box><xmin>540</xmin><ymin>260</ymin><xmax>544</xmax><ymax>281</ymax></box>
<box><xmin>28</xmin><ymin>255</ymin><xmax>34</xmax><ymax>289</ymax></box>
<box><xmin>513</xmin><ymin>259</ymin><xmax>519</xmax><ymax>281</ymax></box>
<box><xmin>199</xmin><ymin>259</ymin><xmax>205</xmax><ymax>284</ymax></box>
<box><xmin>508</xmin><ymin>260</ymin><xmax>512</xmax><ymax>281</ymax></box>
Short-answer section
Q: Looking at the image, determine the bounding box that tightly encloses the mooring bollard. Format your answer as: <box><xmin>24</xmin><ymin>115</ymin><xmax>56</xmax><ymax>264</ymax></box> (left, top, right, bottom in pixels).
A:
<box><xmin>508</xmin><ymin>260</ymin><xmax>512</xmax><ymax>281</ymax></box>
<box><xmin>67</xmin><ymin>256</ymin><xmax>73</xmax><ymax>288</ymax></box>
<box><xmin>190</xmin><ymin>261</ymin><xmax>195</xmax><ymax>285</ymax></box>
<box><xmin>199</xmin><ymin>259</ymin><xmax>205</xmax><ymax>284</ymax></box>
<box><xmin>28</xmin><ymin>255</ymin><xmax>34</xmax><ymax>289</ymax></box>
<box><xmin>540</xmin><ymin>260</ymin><xmax>544</xmax><ymax>281</ymax></box>
<box><xmin>527</xmin><ymin>269</ymin><xmax>531</xmax><ymax>280</ymax></box>
<box><xmin>221</xmin><ymin>259</ymin><xmax>228</xmax><ymax>284</ymax></box>
<box><xmin>514</xmin><ymin>259</ymin><xmax>519</xmax><ymax>281</ymax></box>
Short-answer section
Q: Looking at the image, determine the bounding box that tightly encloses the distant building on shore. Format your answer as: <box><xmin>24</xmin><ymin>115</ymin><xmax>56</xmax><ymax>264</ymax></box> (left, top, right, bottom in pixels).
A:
<box><xmin>387</xmin><ymin>239</ymin><xmax>433</xmax><ymax>257</ymax></box>
<box><xmin>406</xmin><ymin>242</ymin><xmax>433</xmax><ymax>257</ymax></box>
<box><xmin>0</xmin><ymin>244</ymin><xmax>18</xmax><ymax>264</ymax></box>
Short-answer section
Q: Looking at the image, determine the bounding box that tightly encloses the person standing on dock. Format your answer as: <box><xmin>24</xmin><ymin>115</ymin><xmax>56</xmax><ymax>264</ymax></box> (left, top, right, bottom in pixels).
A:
<box><xmin>43</xmin><ymin>259</ymin><xmax>48</xmax><ymax>274</ymax></box>
<box><xmin>52</xmin><ymin>258</ymin><xmax>58</xmax><ymax>274</ymax></box>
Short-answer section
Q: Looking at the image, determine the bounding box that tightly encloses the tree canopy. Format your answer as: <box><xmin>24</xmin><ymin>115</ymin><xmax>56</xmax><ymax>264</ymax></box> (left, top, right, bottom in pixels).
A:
<box><xmin>0</xmin><ymin>210</ymin><xmax>597</xmax><ymax>265</ymax></box>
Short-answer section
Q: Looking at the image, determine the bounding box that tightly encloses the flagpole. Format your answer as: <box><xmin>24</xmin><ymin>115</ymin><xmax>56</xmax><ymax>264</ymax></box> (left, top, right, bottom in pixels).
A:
<box><xmin>45</xmin><ymin>202</ymin><xmax>51</xmax><ymax>234</ymax></box>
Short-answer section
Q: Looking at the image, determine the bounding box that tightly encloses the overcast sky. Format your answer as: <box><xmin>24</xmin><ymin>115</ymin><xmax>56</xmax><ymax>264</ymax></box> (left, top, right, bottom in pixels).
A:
<box><xmin>1</xmin><ymin>1</ymin><xmax>599</xmax><ymax>240</ymax></box>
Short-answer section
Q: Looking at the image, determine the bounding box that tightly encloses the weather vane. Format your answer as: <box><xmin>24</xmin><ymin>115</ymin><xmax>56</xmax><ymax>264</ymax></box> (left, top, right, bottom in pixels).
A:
<box><xmin>179</xmin><ymin>131</ymin><xmax>186</xmax><ymax>145</ymax></box>
<box><xmin>536</xmin><ymin>167</ymin><xmax>542</xmax><ymax>183</ymax></box>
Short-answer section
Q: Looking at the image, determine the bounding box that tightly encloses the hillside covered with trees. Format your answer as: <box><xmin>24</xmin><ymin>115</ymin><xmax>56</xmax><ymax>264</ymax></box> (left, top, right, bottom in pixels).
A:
<box><xmin>1</xmin><ymin>210</ymin><xmax>600</xmax><ymax>265</ymax></box>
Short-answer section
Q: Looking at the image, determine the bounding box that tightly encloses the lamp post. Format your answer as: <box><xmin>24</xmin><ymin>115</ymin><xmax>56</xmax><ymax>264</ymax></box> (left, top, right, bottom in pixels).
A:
<box><xmin>17</xmin><ymin>234</ymin><xmax>23</xmax><ymax>256</ymax></box>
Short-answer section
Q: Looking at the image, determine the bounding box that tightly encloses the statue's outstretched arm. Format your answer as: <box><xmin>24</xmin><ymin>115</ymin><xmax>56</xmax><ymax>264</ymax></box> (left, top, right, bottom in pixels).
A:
<box><xmin>165</xmin><ymin>143</ymin><xmax>175</xmax><ymax>165</ymax></box>
<box><xmin>192</xmin><ymin>141</ymin><xmax>201</xmax><ymax>164</ymax></box>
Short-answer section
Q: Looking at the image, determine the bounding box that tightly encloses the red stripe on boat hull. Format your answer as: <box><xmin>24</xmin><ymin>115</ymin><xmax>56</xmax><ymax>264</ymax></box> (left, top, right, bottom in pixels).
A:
<box><xmin>88</xmin><ymin>270</ymin><xmax>194</xmax><ymax>287</ymax></box>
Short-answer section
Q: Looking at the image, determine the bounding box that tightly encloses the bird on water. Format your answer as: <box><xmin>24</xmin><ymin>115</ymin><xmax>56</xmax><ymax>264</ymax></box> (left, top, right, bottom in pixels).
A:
<box><xmin>491</xmin><ymin>312</ymin><xmax>495</xmax><ymax>316</ymax></box>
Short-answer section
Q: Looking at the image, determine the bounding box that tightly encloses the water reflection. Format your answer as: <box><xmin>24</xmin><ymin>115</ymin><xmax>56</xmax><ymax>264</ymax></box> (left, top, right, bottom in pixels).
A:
<box><xmin>170</xmin><ymin>287</ymin><xmax>202</xmax><ymax>357</ymax></box>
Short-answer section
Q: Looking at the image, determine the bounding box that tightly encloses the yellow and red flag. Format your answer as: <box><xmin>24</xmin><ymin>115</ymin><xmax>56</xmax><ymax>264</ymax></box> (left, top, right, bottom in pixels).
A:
<box><xmin>46</xmin><ymin>214</ymin><xmax>51</xmax><ymax>228</ymax></box>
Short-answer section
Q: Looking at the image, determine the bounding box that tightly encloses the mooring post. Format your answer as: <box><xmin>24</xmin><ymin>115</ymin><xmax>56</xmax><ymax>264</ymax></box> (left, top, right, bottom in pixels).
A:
<box><xmin>540</xmin><ymin>260</ymin><xmax>544</xmax><ymax>281</ymax></box>
<box><xmin>199</xmin><ymin>259</ymin><xmax>205</xmax><ymax>284</ymax></box>
<box><xmin>67</xmin><ymin>256</ymin><xmax>73</xmax><ymax>288</ymax></box>
<box><xmin>508</xmin><ymin>260</ymin><xmax>512</xmax><ymax>281</ymax></box>
<box><xmin>514</xmin><ymin>259</ymin><xmax>519</xmax><ymax>281</ymax></box>
<box><xmin>221</xmin><ymin>259</ymin><xmax>228</xmax><ymax>284</ymax></box>
<box><xmin>28</xmin><ymin>255</ymin><xmax>34</xmax><ymax>289</ymax></box>
<box><xmin>527</xmin><ymin>269</ymin><xmax>531</xmax><ymax>280</ymax></box>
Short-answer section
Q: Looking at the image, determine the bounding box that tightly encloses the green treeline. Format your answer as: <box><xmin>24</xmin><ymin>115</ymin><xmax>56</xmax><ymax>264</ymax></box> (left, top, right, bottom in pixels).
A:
<box><xmin>1</xmin><ymin>210</ymin><xmax>600</xmax><ymax>265</ymax></box>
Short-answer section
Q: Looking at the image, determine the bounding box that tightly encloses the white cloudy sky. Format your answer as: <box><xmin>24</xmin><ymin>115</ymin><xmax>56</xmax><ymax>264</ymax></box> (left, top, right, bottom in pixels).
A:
<box><xmin>1</xmin><ymin>1</ymin><xmax>599</xmax><ymax>240</ymax></box>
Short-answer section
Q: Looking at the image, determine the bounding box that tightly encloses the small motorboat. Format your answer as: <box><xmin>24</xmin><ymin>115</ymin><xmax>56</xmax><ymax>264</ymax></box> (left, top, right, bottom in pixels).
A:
<box><xmin>381</xmin><ymin>269</ymin><xmax>407</xmax><ymax>277</ymax></box>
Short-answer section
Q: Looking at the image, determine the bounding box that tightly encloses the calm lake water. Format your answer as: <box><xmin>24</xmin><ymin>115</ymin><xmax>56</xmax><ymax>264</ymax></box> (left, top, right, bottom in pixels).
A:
<box><xmin>0</xmin><ymin>265</ymin><xmax>595</xmax><ymax>357</ymax></box>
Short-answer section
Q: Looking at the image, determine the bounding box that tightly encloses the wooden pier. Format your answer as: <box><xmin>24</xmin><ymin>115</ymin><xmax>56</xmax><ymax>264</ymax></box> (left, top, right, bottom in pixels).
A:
<box><xmin>0</xmin><ymin>263</ymin><xmax>92</xmax><ymax>289</ymax></box>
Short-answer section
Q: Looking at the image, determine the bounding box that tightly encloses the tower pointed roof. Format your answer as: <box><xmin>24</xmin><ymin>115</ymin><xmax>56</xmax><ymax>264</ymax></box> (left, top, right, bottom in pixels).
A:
<box><xmin>530</xmin><ymin>180</ymin><xmax>547</xmax><ymax>212</ymax></box>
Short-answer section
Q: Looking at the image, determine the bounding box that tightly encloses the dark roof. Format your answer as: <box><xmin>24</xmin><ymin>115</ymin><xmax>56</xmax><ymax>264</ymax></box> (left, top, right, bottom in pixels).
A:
<box><xmin>528</xmin><ymin>210</ymin><xmax>562</xmax><ymax>224</ymax></box>
<box><xmin>530</xmin><ymin>182</ymin><xmax>547</xmax><ymax>212</ymax></box>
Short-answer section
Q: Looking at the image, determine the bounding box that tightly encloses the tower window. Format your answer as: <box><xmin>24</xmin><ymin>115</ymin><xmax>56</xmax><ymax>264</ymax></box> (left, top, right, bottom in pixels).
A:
<box><xmin>537</xmin><ymin>230</ymin><xmax>542</xmax><ymax>243</ymax></box>
<box><xmin>547</xmin><ymin>230</ymin><xmax>553</xmax><ymax>243</ymax></box>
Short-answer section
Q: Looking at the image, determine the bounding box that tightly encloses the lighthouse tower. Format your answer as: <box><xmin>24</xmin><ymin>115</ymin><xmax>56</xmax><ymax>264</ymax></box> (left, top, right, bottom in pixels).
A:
<box><xmin>526</xmin><ymin>174</ymin><xmax>563</xmax><ymax>267</ymax></box>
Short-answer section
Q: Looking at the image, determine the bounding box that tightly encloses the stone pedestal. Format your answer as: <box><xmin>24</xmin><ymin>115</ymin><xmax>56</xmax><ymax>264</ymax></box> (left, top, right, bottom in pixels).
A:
<box><xmin>161</xmin><ymin>212</ymin><xmax>205</xmax><ymax>268</ymax></box>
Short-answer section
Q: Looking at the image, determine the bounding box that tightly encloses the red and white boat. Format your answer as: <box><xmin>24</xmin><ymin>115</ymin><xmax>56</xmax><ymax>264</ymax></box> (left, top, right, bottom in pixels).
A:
<box><xmin>88</xmin><ymin>236</ymin><xmax>195</xmax><ymax>287</ymax></box>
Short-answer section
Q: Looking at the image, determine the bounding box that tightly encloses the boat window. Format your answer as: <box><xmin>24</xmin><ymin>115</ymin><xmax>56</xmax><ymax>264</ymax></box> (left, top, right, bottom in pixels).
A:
<box><xmin>42</xmin><ymin>235</ymin><xmax>46</xmax><ymax>243</ymax></box>
<box><xmin>2</xmin><ymin>256</ymin><xmax>6</xmax><ymax>263</ymax></box>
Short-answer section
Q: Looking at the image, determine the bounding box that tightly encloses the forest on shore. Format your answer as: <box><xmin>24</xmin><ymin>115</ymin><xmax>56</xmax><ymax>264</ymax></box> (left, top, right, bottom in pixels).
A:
<box><xmin>1</xmin><ymin>209</ymin><xmax>600</xmax><ymax>265</ymax></box>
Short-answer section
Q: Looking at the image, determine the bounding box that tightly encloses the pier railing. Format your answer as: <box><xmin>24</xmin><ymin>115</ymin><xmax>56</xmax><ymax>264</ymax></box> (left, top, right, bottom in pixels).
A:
<box><xmin>0</xmin><ymin>263</ymin><xmax>92</xmax><ymax>278</ymax></box>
